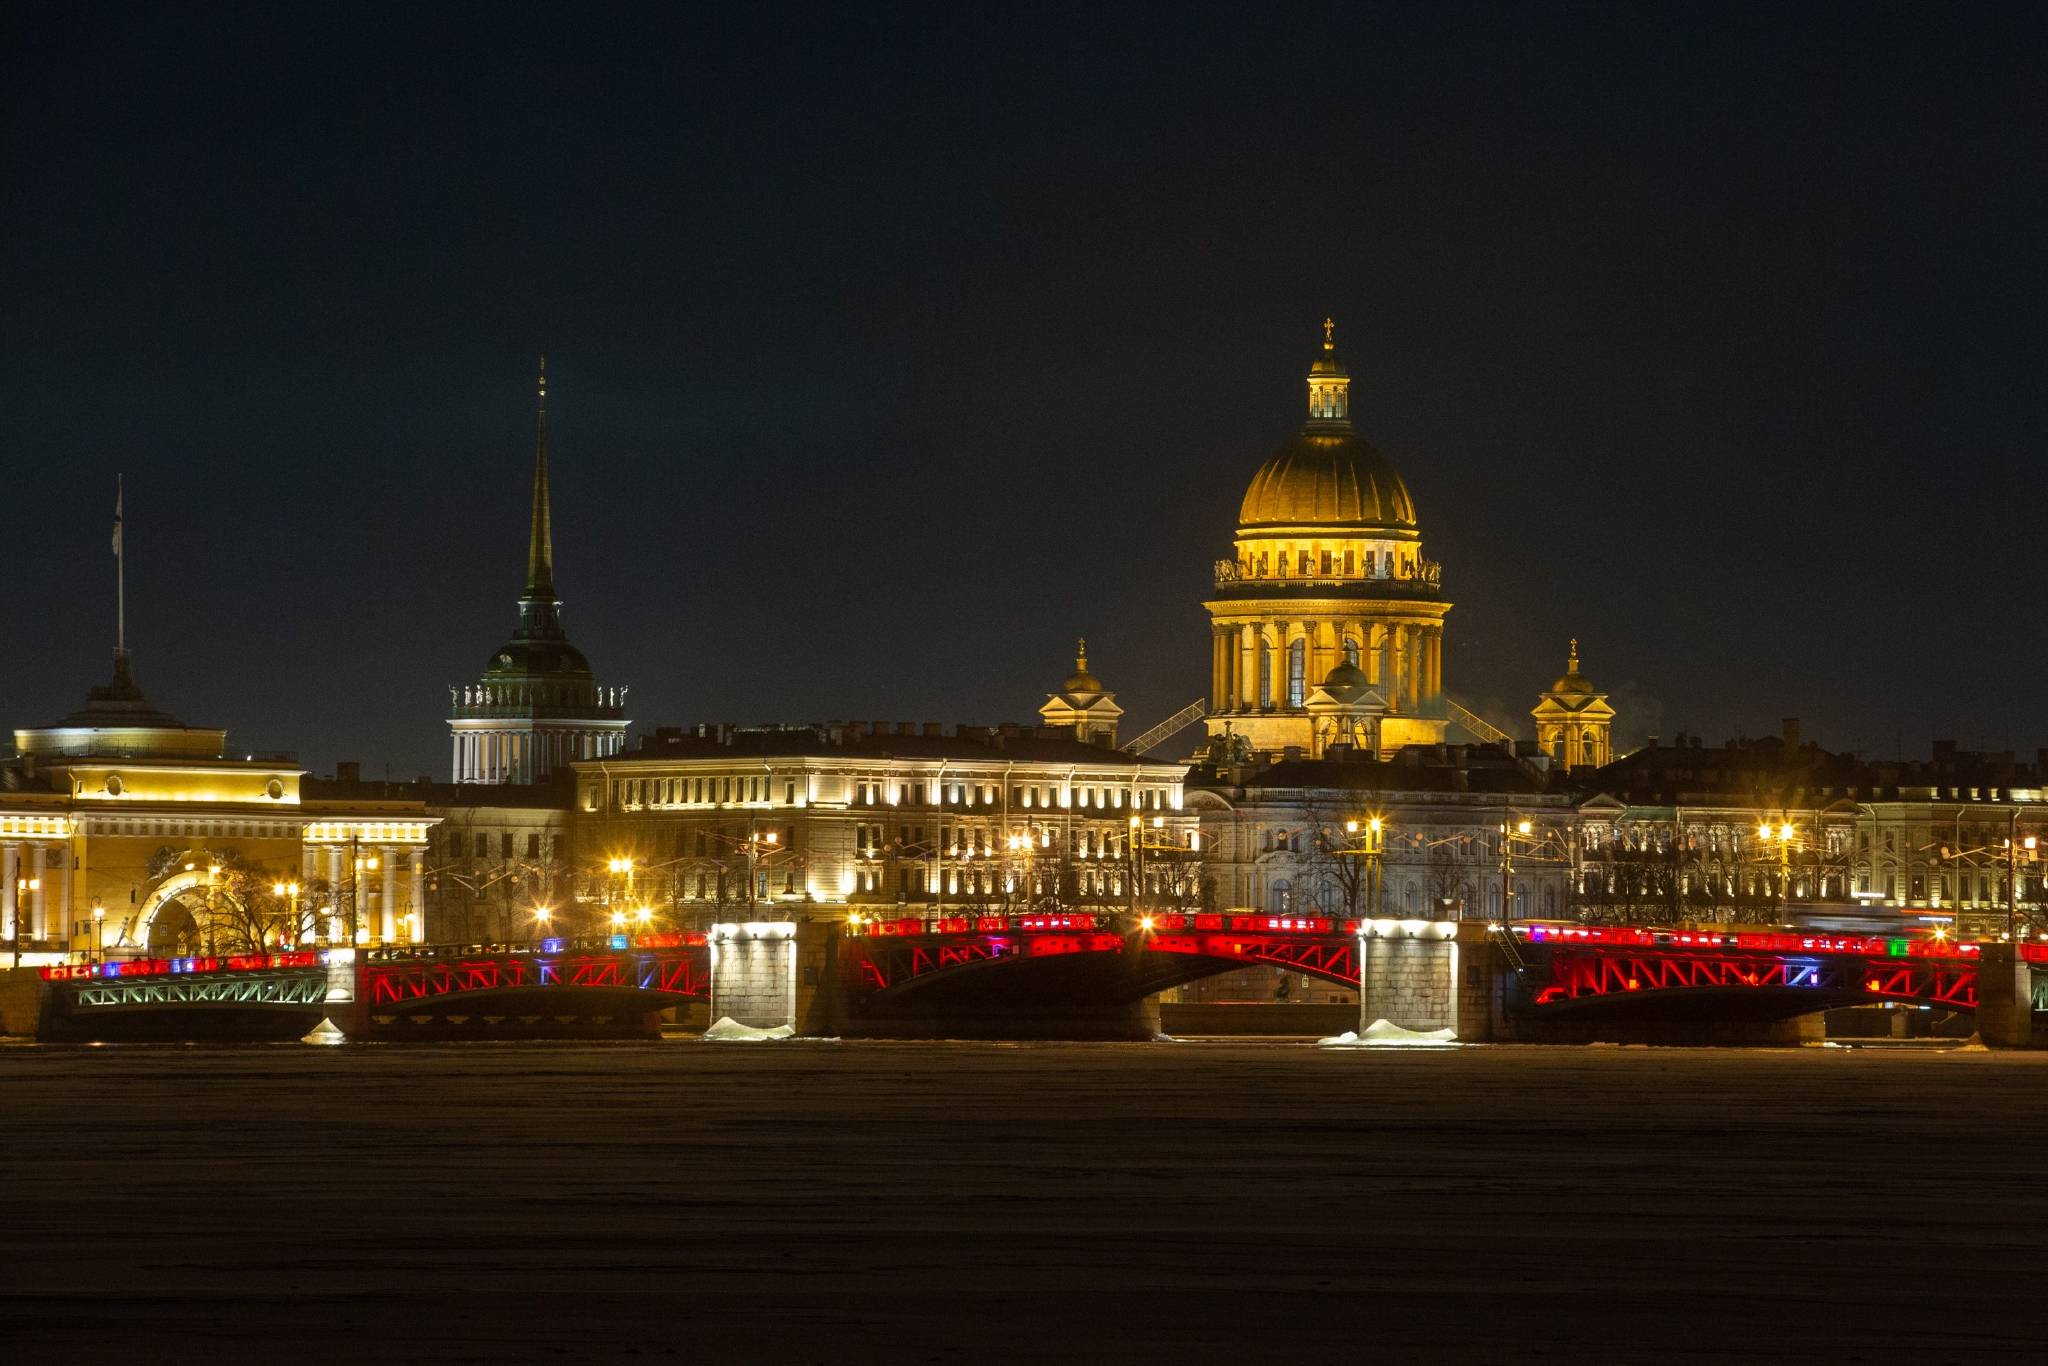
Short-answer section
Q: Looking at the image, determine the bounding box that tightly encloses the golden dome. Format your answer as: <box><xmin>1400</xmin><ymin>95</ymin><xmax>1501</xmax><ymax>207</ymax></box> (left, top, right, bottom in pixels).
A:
<box><xmin>1238</xmin><ymin>321</ymin><xmax>1416</xmax><ymax>530</ymax></box>
<box><xmin>1550</xmin><ymin>639</ymin><xmax>1594</xmax><ymax>695</ymax></box>
<box><xmin>1239</xmin><ymin>431</ymin><xmax>1416</xmax><ymax>529</ymax></box>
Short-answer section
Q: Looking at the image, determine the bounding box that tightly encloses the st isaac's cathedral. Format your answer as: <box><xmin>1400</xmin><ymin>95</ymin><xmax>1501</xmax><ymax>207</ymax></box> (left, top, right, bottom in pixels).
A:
<box><xmin>1204</xmin><ymin>321</ymin><xmax>1465</xmax><ymax>761</ymax></box>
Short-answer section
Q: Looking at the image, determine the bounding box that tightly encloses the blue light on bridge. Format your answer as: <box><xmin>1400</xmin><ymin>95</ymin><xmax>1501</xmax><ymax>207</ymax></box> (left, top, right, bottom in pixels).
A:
<box><xmin>540</xmin><ymin>936</ymin><xmax>565</xmax><ymax>954</ymax></box>
<box><xmin>1784</xmin><ymin>960</ymin><xmax>1823</xmax><ymax>989</ymax></box>
<box><xmin>606</xmin><ymin>934</ymin><xmax>628</xmax><ymax>951</ymax></box>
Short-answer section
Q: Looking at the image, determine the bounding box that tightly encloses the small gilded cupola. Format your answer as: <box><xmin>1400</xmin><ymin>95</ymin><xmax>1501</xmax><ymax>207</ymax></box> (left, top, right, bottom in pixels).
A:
<box><xmin>1039</xmin><ymin>639</ymin><xmax>1124</xmax><ymax>747</ymax></box>
<box><xmin>1531</xmin><ymin>638</ymin><xmax>1616</xmax><ymax>770</ymax></box>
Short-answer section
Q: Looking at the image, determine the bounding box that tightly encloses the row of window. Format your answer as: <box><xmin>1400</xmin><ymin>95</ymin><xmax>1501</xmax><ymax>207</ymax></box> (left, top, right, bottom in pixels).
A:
<box><xmin>610</xmin><ymin>775</ymin><xmax>1179</xmax><ymax>813</ymax></box>
<box><xmin>854</xmin><ymin>782</ymin><xmax>1173</xmax><ymax>812</ymax></box>
<box><xmin>1236</xmin><ymin>548</ymin><xmax>1417</xmax><ymax>580</ymax></box>
<box><xmin>616</xmin><ymin>775</ymin><xmax>800</xmax><ymax>808</ymax></box>
<box><xmin>438</xmin><ymin>829</ymin><xmax>552</xmax><ymax>861</ymax></box>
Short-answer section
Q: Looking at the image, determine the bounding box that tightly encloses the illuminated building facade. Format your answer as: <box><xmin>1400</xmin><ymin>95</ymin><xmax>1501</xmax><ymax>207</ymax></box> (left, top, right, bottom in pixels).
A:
<box><xmin>449</xmin><ymin>361</ymin><xmax>628</xmax><ymax>784</ymax></box>
<box><xmin>572</xmin><ymin>722</ymin><xmax>1194</xmax><ymax>920</ymax></box>
<box><xmin>1576</xmin><ymin>728</ymin><xmax>2048</xmax><ymax>938</ymax></box>
<box><xmin>1204</xmin><ymin>322</ymin><xmax>1451</xmax><ymax>759</ymax></box>
<box><xmin>3</xmin><ymin>653</ymin><xmax>434</xmax><ymax>961</ymax></box>
<box><xmin>304</xmin><ymin>769</ymin><xmax>573</xmax><ymax>943</ymax></box>
<box><xmin>1177</xmin><ymin>744</ymin><xmax>1570</xmax><ymax>1007</ymax></box>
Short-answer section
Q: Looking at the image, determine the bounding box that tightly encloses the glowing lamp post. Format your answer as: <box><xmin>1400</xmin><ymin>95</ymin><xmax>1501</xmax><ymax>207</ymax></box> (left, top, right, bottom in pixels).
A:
<box><xmin>1502</xmin><ymin>816</ymin><xmax>1533</xmax><ymax>923</ymax></box>
<box><xmin>272</xmin><ymin>881</ymin><xmax>302</xmax><ymax>946</ymax></box>
<box><xmin>1342</xmin><ymin>816</ymin><xmax>1386</xmax><ymax>917</ymax></box>
<box><xmin>1758</xmin><ymin>820</ymin><xmax>1795</xmax><ymax>914</ymax></box>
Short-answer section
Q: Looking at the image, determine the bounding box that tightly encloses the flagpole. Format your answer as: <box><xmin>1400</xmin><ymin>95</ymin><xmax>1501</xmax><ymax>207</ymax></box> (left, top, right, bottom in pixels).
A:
<box><xmin>114</xmin><ymin>474</ymin><xmax>125</xmax><ymax>658</ymax></box>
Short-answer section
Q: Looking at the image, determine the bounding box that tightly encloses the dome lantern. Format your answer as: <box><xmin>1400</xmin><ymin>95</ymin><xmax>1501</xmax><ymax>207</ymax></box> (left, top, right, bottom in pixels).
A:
<box><xmin>1306</xmin><ymin>317</ymin><xmax>1350</xmax><ymax>426</ymax></box>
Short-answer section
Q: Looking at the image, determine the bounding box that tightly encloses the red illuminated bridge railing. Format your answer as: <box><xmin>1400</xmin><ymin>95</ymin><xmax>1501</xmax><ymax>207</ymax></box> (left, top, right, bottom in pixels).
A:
<box><xmin>362</xmin><ymin>943</ymin><xmax>709</xmax><ymax>1007</ymax></box>
<box><xmin>847</xmin><ymin>912</ymin><xmax>1355</xmax><ymax>938</ymax></box>
<box><xmin>40</xmin><ymin>951</ymin><xmax>320</xmax><ymax>984</ymax></box>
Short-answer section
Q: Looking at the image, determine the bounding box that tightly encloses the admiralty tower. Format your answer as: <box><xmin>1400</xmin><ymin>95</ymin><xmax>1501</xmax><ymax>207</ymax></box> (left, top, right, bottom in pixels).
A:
<box><xmin>448</xmin><ymin>360</ymin><xmax>628</xmax><ymax>783</ymax></box>
<box><xmin>1203</xmin><ymin>322</ymin><xmax>1455</xmax><ymax>760</ymax></box>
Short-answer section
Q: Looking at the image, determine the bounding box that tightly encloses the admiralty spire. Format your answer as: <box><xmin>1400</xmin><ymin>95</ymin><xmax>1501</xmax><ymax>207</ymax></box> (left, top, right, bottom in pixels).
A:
<box><xmin>448</xmin><ymin>360</ymin><xmax>628</xmax><ymax>783</ymax></box>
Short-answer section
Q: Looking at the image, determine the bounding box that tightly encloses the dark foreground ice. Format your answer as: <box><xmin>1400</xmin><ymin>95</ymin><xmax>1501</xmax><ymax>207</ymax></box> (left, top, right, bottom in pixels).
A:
<box><xmin>6</xmin><ymin>1040</ymin><xmax>2046</xmax><ymax>1364</ymax></box>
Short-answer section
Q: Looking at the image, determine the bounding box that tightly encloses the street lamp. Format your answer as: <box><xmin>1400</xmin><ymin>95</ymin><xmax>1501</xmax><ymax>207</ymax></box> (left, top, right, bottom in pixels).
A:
<box><xmin>1340</xmin><ymin>816</ymin><xmax>1386</xmax><ymax>917</ymax></box>
<box><xmin>272</xmin><ymin>881</ymin><xmax>302</xmax><ymax>946</ymax></box>
<box><xmin>745</xmin><ymin>830</ymin><xmax>778</xmax><ymax>920</ymax></box>
<box><xmin>1501</xmin><ymin>815</ymin><xmax>1533</xmax><ymax>923</ymax></box>
<box><xmin>91</xmin><ymin>901</ymin><xmax>105</xmax><ymax>964</ymax></box>
<box><xmin>1758</xmin><ymin>820</ymin><xmax>1795</xmax><ymax>914</ymax></box>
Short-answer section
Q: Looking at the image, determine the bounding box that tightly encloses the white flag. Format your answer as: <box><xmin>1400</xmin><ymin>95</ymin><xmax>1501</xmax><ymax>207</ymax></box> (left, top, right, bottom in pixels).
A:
<box><xmin>111</xmin><ymin>478</ymin><xmax>122</xmax><ymax>556</ymax></box>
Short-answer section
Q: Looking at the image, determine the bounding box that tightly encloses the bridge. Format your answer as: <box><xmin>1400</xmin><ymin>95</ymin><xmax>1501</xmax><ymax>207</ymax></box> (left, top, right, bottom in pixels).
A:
<box><xmin>33</xmin><ymin>935</ymin><xmax>712</xmax><ymax>1042</ymax></box>
<box><xmin>1507</xmin><ymin>924</ymin><xmax>2008</xmax><ymax>1013</ymax></box>
<box><xmin>16</xmin><ymin>916</ymin><xmax>2048</xmax><ymax>1044</ymax></box>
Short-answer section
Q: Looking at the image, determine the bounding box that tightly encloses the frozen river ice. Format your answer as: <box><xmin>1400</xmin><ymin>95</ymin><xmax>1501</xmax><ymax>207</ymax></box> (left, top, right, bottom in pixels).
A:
<box><xmin>6</xmin><ymin>1039</ymin><xmax>2047</xmax><ymax>1364</ymax></box>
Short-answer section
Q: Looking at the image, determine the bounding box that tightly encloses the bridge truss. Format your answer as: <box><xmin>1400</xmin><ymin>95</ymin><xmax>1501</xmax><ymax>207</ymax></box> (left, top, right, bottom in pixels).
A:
<box><xmin>364</xmin><ymin>949</ymin><xmax>710</xmax><ymax>1007</ymax></box>
<box><xmin>72</xmin><ymin>970</ymin><xmax>328</xmax><ymax>1010</ymax></box>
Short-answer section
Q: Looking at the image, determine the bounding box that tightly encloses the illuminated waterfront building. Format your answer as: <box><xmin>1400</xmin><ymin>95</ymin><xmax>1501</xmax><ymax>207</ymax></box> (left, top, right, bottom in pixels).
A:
<box><xmin>2</xmin><ymin>653</ymin><xmax>434</xmax><ymax>960</ymax></box>
<box><xmin>572</xmin><ymin>658</ymin><xmax>1194</xmax><ymax>920</ymax></box>
<box><xmin>448</xmin><ymin>361</ymin><xmax>628</xmax><ymax>784</ymax></box>
<box><xmin>1576</xmin><ymin>726</ymin><xmax>2048</xmax><ymax>938</ymax></box>
<box><xmin>1204</xmin><ymin>322</ymin><xmax>1452</xmax><ymax>759</ymax></box>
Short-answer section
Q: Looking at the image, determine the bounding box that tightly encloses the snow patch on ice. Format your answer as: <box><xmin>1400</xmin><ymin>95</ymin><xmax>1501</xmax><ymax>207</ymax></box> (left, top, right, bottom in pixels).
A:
<box><xmin>702</xmin><ymin>1017</ymin><xmax>797</xmax><ymax>1042</ymax></box>
<box><xmin>301</xmin><ymin>1019</ymin><xmax>348</xmax><ymax>1047</ymax></box>
<box><xmin>1319</xmin><ymin>1018</ymin><xmax>1459</xmax><ymax>1048</ymax></box>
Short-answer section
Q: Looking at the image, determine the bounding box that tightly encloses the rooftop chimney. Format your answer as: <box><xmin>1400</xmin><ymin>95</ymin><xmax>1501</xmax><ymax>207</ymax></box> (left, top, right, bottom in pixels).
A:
<box><xmin>336</xmin><ymin>760</ymin><xmax>361</xmax><ymax>784</ymax></box>
<box><xmin>1782</xmin><ymin>717</ymin><xmax>1802</xmax><ymax>750</ymax></box>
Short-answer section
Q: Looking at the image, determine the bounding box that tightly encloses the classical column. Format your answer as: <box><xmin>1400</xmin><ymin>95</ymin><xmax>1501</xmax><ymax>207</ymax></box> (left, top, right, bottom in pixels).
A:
<box><xmin>29</xmin><ymin>845</ymin><xmax>48</xmax><ymax>942</ymax></box>
<box><xmin>1430</xmin><ymin>629</ymin><xmax>1443</xmax><ymax>698</ymax></box>
<box><xmin>1210</xmin><ymin>627</ymin><xmax>1227</xmax><ymax>711</ymax></box>
<box><xmin>410</xmin><ymin>849</ymin><xmax>426</xmax><ymax>943</ymax></box>
<box><xmin>1236</xmin><ymin>626</ymin><xmax>1253</xmax><ymax>712</ymax></box>
<box><xmin>1</xmin><ymin>843</ymin><xmax>16</xmax><ymax>942</ymax></box>
<box><xmin>381</xmin><ymin>849</ymin><xmax>399</xmax><ymax>942</ymax></box>
<box><xmin>57</xmin><ymin>844</ymin><xmax>72</xmax><ymax>945</ymax></box>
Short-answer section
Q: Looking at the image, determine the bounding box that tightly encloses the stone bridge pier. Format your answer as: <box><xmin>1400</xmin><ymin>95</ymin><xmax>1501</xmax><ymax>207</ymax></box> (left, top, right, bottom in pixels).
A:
<box><xmin>707</xmin><ymin>921</ymin><xmax>834</xmax><ymax>1033</ymax></box>
<box><xmin>1356</xmin><ymin>921</ymin><xmax>1481</xmax><ymax>1036</ymax></box>
<box><xmin>1975</xmin><ymin>944</ymin><xmax>2038</xmax><ymax>1048</ymax></box>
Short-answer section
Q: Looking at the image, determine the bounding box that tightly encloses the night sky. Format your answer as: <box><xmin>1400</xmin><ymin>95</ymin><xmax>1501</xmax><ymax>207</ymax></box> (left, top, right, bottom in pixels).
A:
<box><xmin>5</xmin><ymin>4</ymin><xmax>2043</xmax><ymax>777</ymax></box>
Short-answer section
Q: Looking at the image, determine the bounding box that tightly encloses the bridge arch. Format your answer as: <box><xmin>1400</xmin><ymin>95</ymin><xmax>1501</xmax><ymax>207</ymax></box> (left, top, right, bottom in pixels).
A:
<box><xmin>850</xmin><ymin>928</ymin><xmax>1363</xmax><ymax>1010</ymax></box>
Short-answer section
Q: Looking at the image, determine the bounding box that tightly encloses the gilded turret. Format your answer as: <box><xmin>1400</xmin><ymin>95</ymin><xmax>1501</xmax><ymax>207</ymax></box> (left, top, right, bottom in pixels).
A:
<box><xmin>1532</xmin><ymin>638</ymin><xmax>1615</xmax><ymax>769</ymax></box>
<box><xmin>1041</xmin><ymin>639</ymin><xmax>1123</xmax><ymax>747</ymax></box>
